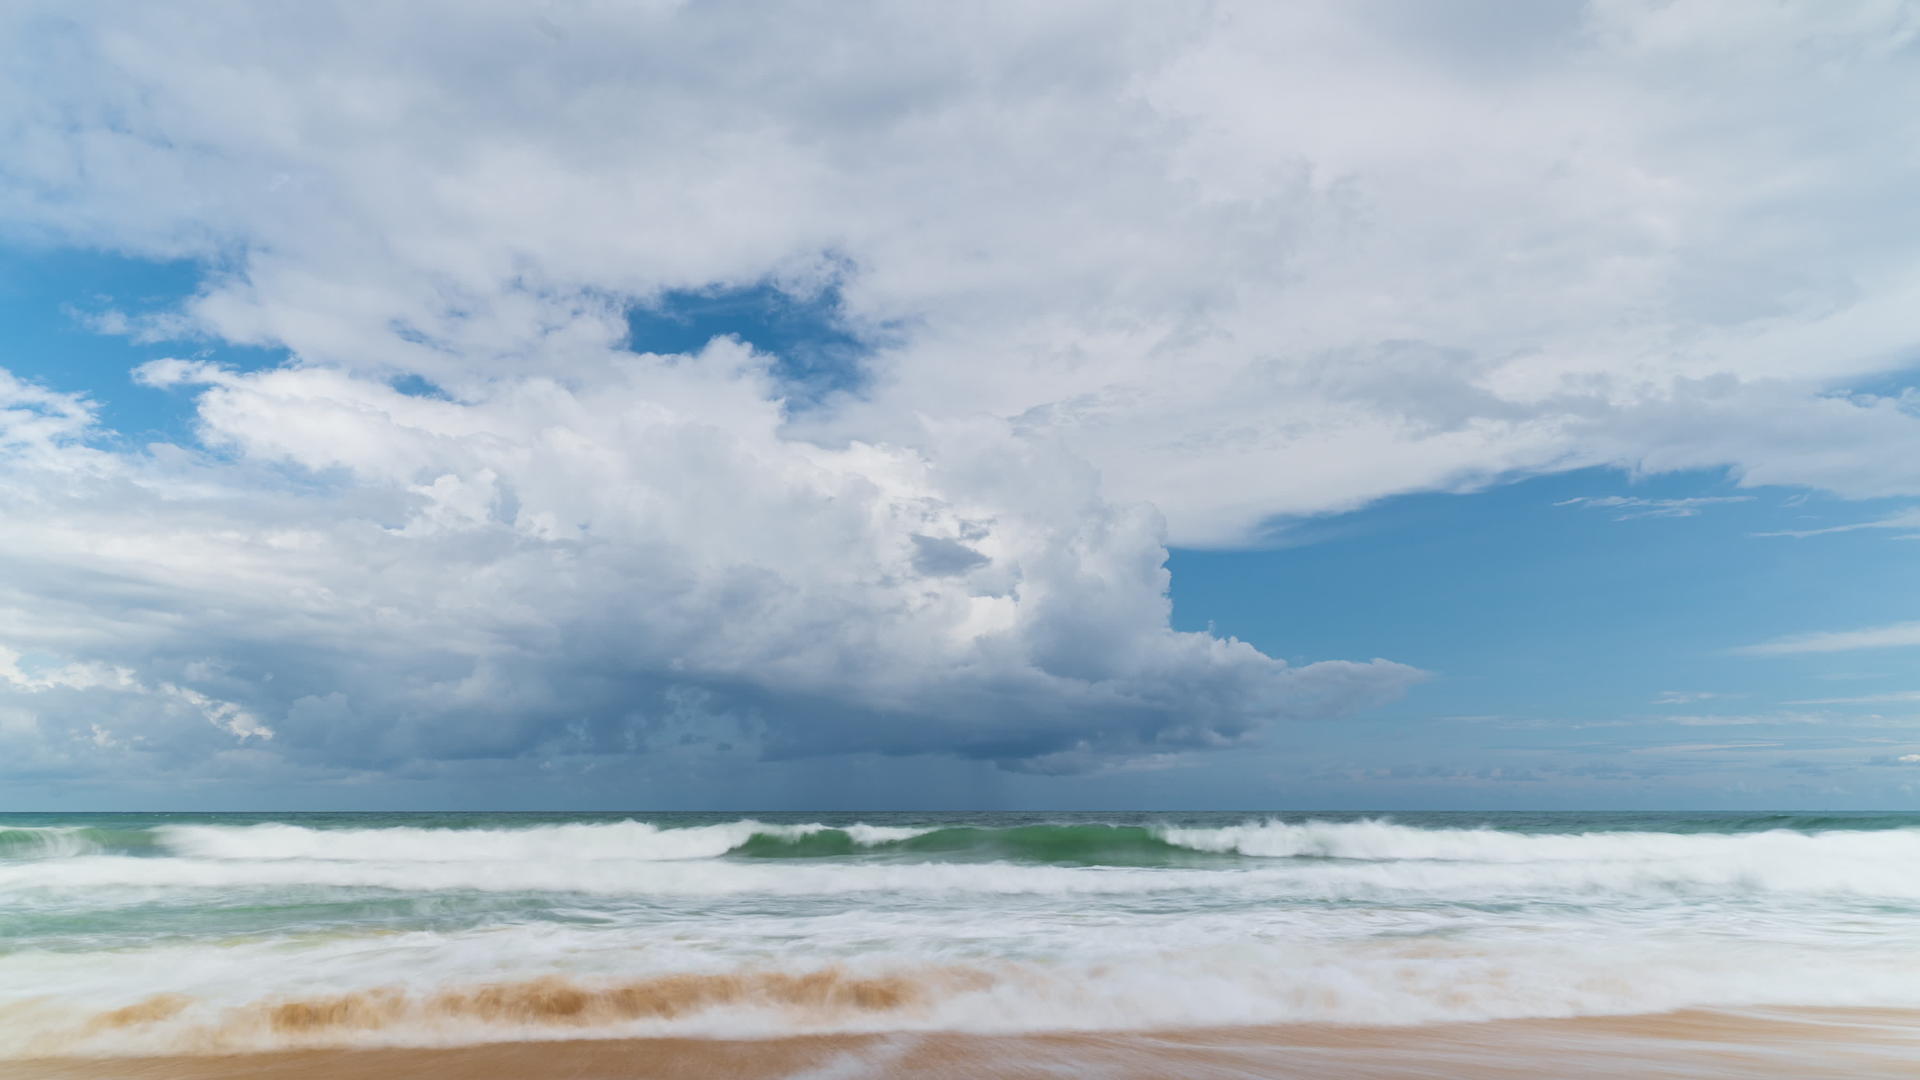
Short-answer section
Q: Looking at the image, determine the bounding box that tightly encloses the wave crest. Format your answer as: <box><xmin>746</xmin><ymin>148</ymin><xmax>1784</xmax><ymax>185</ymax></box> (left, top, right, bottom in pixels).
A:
<box><xmin>155</xmin><ymin>820</ymin><xmax>933</xmax><ymax>863</ymax></box>
<box><xmin>0</xmin><ymin>826</ymin><xmax>160</xmax><ymax>860</ymax></box>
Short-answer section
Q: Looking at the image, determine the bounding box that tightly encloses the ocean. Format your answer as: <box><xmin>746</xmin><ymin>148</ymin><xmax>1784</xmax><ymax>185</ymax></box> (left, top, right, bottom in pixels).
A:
<box><xmin>4</xmin><ymin>810</ymin><xmax>1920</xmax><ymax>1076</ymax></box>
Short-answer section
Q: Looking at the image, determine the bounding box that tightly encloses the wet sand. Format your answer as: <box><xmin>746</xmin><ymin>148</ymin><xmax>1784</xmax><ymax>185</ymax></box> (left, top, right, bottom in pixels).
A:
<box><xmin>8</xmin><ymin>1008</ymin><xmax>1919</xmax><ymax>1080</ymax></box>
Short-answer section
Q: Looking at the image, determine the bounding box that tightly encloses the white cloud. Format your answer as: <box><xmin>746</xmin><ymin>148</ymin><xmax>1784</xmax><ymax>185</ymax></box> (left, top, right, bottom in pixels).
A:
<box><xmin>1651</xmin><ymin>690</ymin><xmax>1735</xmax><ymax>705</ymax></box>
<box><xmin>1</xmin><ymin>2</ymin><xmax>1918</xmax><ymax>544</ymax></box>
<box><xmin>0</xmin><ymin>1</ymin><xmax>1918</xmax><ymax>782</ymax></box>
<box><xmin>0</xmin><ymin>345</ymin><xmax>1422</xmax><ymax>778</ymax></box>
<box><xmin>1627</xmin><ymin>742</ymin><xmax>1782</xmax><ymax>754</ymax></box>
<box><xmin>1753</xmin><ymin>508</ymin><xmax>1920</xmax><ymax>539</ymax></box>
<box><xmin>1559</xmin><ymin>496</ymin><xmax>1755</xmax><ymax>520</ymax></box>
<box><xmin>1785</xmin><ymin>691</ymin><xmax>1920</xmax><ymax>706</ymax></box>
<box><xmin>1735</xmin><ymin>622</ymin><xmax>1920</xmax><ymax>657</ymax></box>
<box><xmin>0</xmin><ymin>646</ymin><xmax>269</xmax><ymax>741</ymax></box>
<box><xmin>1662</xmin><ymin>712</ymin><xmax>1838</xmax><ymax>727</ymax></box>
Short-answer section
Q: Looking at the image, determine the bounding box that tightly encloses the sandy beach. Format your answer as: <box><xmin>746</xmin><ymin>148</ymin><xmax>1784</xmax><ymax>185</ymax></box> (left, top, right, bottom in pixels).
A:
<box><xmin>9</xmin><ymin>1009</ymin><xmax>1920</xmax><ymax>1080</ymax></box>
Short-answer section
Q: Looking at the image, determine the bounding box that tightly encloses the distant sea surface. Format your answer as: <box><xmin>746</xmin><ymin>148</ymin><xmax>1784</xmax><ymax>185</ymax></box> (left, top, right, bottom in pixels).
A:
<box><xmin>5</xmin><ymin>810</ymin><xmax>1920</xmax><ymax>1075</ymax></box>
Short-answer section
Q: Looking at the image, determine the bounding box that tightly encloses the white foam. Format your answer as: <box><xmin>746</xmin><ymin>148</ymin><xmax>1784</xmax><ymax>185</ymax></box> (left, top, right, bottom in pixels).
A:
<box><xmin>9</xmin><ymin>818</ymin><xmax>1920</xmax><ymax>1058</ymax></box>
<box><xmin>7</xmin><ymin>918</ymin><xmax>1919</xmax><ymax>1057</ymax></box>
<box><xmin>0</xmin><ymin>853</ymin><xmax>1201</xmax><ymax>897</ymax></box>
<box><xmin>10</xmin><ymin>825</ymin><xmax>1920</xmax><ymax>901</ymax></box>
<box><xmin>1156</xmin><ymin>817</ymin><xmax>1920</xmax><ymax>863</ymax></box>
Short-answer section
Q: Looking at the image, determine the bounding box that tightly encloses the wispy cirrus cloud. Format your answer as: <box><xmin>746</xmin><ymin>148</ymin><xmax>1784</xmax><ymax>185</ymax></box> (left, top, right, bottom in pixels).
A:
<box><xmin>1555</xmin><ymin>495</ymin><xmax>1755</xmax><ymax>521</ymax></box>
<box><xmin>1652</xmin><ymin>690</ymin><xmax>1738</xmax><ymax>705</ymax></box>
<box><xmin>1662</xmin><ymin>713</ymin><xmax>1838</xmax><ymax>727</ymax></box>
<box><xmin>1784</xmin><ymin>691</ymin><xmax>1920</xmax><ymax>706</ymax></box>
<box><xmin>1734</xmin><ymin>622</ymin><xmax>1920</xmax><ymax>656</ymax></box>
<box><xmin>1627</xmin><ymin>741</ymin><xmax>1783</xmax><ymax>754</ymax></box>
<box><xmin>1753</xmin><ymin>507</ymin><xmax>1920</xmax><ymax>539</ymax></box>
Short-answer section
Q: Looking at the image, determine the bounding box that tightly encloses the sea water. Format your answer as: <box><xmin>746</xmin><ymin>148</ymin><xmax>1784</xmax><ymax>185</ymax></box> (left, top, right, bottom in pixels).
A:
<box><xmin>3</xmin><ymin>810</ymin><xmax>1919</xmax><ymax>1057</ymax></box>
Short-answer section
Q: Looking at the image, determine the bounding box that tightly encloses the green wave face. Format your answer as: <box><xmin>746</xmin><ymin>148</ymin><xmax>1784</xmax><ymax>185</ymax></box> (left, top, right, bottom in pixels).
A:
<box><xmin>0</xmin><ymin>827</ymin><xmax>162</xmax><ymax>859</ymax></box>
<box><xmin>734</xmin><ymin>824</ymin><xmax>1213</xmax><ymax>866</ymax></box>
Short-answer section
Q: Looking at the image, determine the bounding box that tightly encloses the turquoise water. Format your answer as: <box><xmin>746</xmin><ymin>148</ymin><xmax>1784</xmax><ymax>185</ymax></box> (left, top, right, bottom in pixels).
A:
<box><xmin>5</xmin><ymin>810</ymin><xmax>1920</xmax><ymax>1056</ymax></box>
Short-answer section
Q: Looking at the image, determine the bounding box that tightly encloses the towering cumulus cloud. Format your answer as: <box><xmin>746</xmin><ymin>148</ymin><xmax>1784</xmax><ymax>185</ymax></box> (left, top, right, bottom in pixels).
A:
<box><xmin>1</xmin><ymin>1</ymin><xmax>1916</xmax><ymax>791</ymax></box>
<box><xmin>0</xmin><ymin>330</ymin><xmax>1420</xmax><ymax>783</ymax></box>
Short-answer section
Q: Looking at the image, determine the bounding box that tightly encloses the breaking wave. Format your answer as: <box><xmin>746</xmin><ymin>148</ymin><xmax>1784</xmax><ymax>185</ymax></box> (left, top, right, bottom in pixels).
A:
<box><xmin>154</xmin><ymin>820</ymin><xmax>934</xmax><ymax>863</ymax></box>
<box><xmin>7</xmin><ymin>812</ymin><xmax>1920</xmax><ymax>1060</ymax></box>
<box><xmin>1</xmin><ymin>818</ymin><xmax>1917</xmax><ymax>901</ymax></box>
<box><xmin>0</xmin><ymin>825</ymin><xmax>161</xmax><ymax>859</ymax></box>
<box><xmin>2</xmin><ymin>817</ymin><xmax>1907</xmax><ymax>872</ymax></box>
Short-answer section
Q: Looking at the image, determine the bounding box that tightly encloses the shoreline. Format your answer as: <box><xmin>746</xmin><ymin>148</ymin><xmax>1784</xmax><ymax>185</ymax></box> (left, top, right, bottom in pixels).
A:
<box><xmin>9</xmin><ymin>1008</ymin><xmax>1920</xmax><ymax>1080</ymax></box>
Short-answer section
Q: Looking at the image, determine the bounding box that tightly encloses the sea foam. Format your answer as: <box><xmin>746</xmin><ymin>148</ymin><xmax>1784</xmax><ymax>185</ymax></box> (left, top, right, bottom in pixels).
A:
<box><xmin>0</xmin><ymin>818</ymin><xmax>1906</xmax><ymax>901</ymax></box>
<box><xmin>6</xmin><ymin>813</ymin><xmax>1919</xmax><ymax>1059</ymax></box>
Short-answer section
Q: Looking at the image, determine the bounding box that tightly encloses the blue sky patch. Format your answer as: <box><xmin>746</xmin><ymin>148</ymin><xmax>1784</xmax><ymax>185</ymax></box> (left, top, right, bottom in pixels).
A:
<box><xmin>627</xmin><ymin>282</ymin><xmax>871</xmax><ymax>409</ymax></box>
<box><xmin>0</xmin><ymin>246</ymin><xmax>286</xmax><ymax>445</ymax></box>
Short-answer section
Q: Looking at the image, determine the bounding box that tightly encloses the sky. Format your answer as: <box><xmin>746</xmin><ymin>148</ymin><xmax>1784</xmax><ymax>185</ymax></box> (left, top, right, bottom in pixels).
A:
<box><xmin>2</xmin><ymin>0</ymin><xmax>1919</xmax><ymax>811</ymax></box>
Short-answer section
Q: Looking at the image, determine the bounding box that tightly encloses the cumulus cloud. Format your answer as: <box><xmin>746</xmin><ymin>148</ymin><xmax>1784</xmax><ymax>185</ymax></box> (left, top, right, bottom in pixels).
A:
<box><xmin>4</xmin><ymin>2</ymin><xmax>1918</xmax><ymax>535</ymax></box>
<box><xmin>0</xmin><ymin>0</ymin><xmax>1917</xmax><ymax>786</ymax></box>
<box><xmin>0</xmin><ymin>344</ymin><xmax>1422</xmax><ymax>781</ymax></box>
